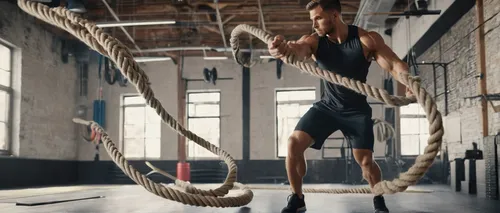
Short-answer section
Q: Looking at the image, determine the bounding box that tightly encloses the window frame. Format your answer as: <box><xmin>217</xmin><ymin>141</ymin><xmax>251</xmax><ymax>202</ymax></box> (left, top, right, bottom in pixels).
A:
<box><xmin>185</xmin><ymin>90</ymin><xmax>221</xmax><ymax>160</ymax></box>
<box><xmin>399</xmin><ymin>103</ymin><xmax>430</xmax><ymax>157</ymax></box>
<box><xmin>0</xmin><ymin>41</ymin><xmax>13</xmax><ymax>156</ymax></box>
<box><xmin>275</xmin><ymin>87</ymin><xmax>316</xmax><ymax>158</ymax></box>
<box><xmin>119</xmin><ymin>93</ymin><xmax>162</xmax><ymax>160</ymax></box>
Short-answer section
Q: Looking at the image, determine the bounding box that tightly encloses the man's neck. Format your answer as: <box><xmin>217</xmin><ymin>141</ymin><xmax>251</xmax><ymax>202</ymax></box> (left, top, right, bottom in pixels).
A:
<box><xmin>327</xmin><ymin>23</ymin><xmax>349</xmax><ymax>44</ymax></box>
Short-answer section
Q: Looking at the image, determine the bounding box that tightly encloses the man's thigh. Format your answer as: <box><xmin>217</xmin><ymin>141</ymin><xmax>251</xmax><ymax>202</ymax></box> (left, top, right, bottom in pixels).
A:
<box><xmin>294</xmin><ymin>107</ymin><xmax>340</xmax><ymax>150</ymax></box>
<box><xmin>340</xmin><ymin>112</ymin><xmax>375</xmax><ymax>151</ymax></box>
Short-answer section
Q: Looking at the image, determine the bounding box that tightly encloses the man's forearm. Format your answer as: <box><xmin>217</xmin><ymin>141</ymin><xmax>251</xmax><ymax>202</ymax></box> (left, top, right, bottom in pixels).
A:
<box><xmin>391</xmin><ymin>61</ymin><xmax>411</xmax><ymax>86</ymax></box>
<box><xmin>282</xmin><ymin>42</ymin><xmax>312</xmax><ymax>62</ymax></box>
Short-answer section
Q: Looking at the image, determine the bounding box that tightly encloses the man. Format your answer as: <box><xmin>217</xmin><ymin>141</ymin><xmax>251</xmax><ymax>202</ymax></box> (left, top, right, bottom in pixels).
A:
<box><xmin>268</xmin><ymin>0</ymin><xmax>412</xmax><ymax>212</ymax></box>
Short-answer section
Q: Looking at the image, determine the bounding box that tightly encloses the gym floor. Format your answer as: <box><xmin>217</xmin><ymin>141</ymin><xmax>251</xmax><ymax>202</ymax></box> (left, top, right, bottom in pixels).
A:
<box><xmin>2</xmin><ymin>0</ymin><xmax>500</xmax><ymax>213</ymax></box>
<box><xmin>0</xmin><ymin>184</ymin><xmax>499</xmax><ymax>213</ymax></box>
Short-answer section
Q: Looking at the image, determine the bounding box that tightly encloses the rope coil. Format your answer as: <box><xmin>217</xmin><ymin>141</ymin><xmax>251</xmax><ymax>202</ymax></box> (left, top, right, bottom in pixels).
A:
<box><xmin>17</xmin><ymin>0</ymin><xmax>443</xmax><ymax>208</ymax></box>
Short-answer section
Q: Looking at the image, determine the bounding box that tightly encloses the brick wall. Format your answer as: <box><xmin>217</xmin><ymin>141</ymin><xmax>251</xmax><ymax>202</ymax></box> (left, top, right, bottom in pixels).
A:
<box><xmin>416</xmin><ymin>2</ymin><xmax>500</xmax><ymax>160</ymax></box>
<box><xmin>0</xmin><ymin>2</ymin><xmax>79</xmax><ymax>160</ymax></box>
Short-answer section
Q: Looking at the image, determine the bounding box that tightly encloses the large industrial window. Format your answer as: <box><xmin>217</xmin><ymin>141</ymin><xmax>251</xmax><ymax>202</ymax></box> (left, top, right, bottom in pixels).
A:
<box><xmin>186</xmin><ymin>91</ymin><xmax>220</xmax><ymax>159</ymax></box>
<box><xmin>276</xmin><ymin>88</ymin><xmax>316</xmax><ymax>158</ymax></box>
<box><xmin>400</xmin><ymin>103</ymin><xmax>429</xmax><ymax>156</ymax></box>
<box><xmin>0</xmin><ymin>43</ymin><xmax>12</xmax><ymax>155</ymax></box>
<box><xmin>122</xmin><ymin>95</ymin><xmax>161</xmax><ymax>159</ymax></box>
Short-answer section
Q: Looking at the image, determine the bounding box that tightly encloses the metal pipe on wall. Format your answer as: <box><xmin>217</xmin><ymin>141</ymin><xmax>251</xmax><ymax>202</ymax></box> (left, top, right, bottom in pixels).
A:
<box><xmin>475</xmin><ymin>0</ymin><xmax>488</xmax><ymax>137</ymax></box>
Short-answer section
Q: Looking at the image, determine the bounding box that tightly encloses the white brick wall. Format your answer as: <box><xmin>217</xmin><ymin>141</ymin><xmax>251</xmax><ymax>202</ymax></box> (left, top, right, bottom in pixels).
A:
<box><xmin>414</xmin><ymin>1</ymin><xmax>500</xmax><ymax>160</ymax></box>
<box><xmin>0</xmin><ymin>2</ymin><xmax>79</xmax><ymax>160</ymax></box>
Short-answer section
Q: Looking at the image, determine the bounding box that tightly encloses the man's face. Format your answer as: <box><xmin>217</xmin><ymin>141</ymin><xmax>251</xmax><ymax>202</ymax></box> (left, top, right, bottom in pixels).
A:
<box><xmin>309</xmin><ymin>7</ymin><xmax>335</xmax><ymax>37</ymax></box>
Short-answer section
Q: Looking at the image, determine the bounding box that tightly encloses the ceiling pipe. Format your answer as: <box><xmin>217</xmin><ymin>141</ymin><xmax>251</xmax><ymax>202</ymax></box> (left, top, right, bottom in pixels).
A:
<box><xmin>100</xmin><ymin>0</ymin><xmax>142</xmax><ymax>53</ymax></box>
<box><xmin>354</xmin><ymin>0</ymin><xmax>397</xmax><ymax>30</ymax></box>
<box><xmin>129</xmin><ymin>46</ymin><xmax>269</xmax><ymax>54</ymax></box>
<box><xmin>214</xmin><ymin>0</ymin><xmax>229</xmax><ymax>51</ymax></box>
<box><xmin>95</xmin><ymin>20</ymin><xmax>176</xmax><ymax>28</ymax></box>
<box><xmin>257</xmin><ymin>0</ymin><xmax>267</xmax><ymax>32</ymax></box>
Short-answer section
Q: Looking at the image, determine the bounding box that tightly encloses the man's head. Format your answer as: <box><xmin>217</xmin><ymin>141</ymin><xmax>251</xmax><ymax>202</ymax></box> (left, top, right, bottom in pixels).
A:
<box><xmin>306</xmin><ymin>0</ymin><xmax>342</xmax><ymax>37</ymax></box>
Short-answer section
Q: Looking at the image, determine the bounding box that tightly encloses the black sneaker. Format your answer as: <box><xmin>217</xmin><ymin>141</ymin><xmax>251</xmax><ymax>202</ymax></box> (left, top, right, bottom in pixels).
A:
<box><xmin>281</xmin><ymin>193</ymin><xmax>306</xmax><ymax>213</ymax></box>
<box><xmin>373</xmin><ymin>195</ymin><xmax>389</xmax><ymax>213</ymax></box>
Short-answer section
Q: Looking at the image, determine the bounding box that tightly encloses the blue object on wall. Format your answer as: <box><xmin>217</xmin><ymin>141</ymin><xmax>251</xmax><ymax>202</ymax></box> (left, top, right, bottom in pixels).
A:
<box><xmin>93</xmin><ymin>100</ymin><xmax>106</xmax><ymax>128</ymax></box>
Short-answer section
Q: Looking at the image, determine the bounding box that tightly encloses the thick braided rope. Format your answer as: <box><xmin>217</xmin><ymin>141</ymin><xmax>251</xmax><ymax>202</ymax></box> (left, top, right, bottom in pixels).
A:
<box><xmin>230</xmin><ymin>24</ymin><xmax>444</xmax><ymax>195</ymax></box>
<box><xmin>17</xmin><ymin>0</ymin><xmax>256</xmax><ymax>207</ymax></box>
<box><xmin>373</xmin><ymin>118</ymin><xmax>396</xmax><ymax>143</ymax></box>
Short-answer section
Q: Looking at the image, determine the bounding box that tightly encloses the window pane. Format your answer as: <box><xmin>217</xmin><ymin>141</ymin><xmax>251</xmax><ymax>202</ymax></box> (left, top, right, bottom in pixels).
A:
<box><xmin>0</xmin><ymin>44</ymin><xmax>10</xmax><ymax>71</ymax></box>
<box><xmin>418</xmin><ymin>118</ymin><xmax>430</xmax><ymax>134</ymax></box>
<box><xmin>400</xmin><ymin>134</ymin><xmax>420</xmax><ymax>155</ymax></box>
<box><xmin>0</xmin><ymin>90</ymin><xmax>9</xmax><ymax>123</ymax></box>
<box><xmin>419</xmin><ymin>134</ymin><xmax>430</xmax><ymax>154</ymax></box>
<box><xmin>0</xmin><ymin>69</ymin><xmax>10</xmax><ymax>87</ymax></box>
<box><xmin>124</xmin><ymin>107</ymin><xmax>144</xmax><ymax>124</ymax></box>
<box><xmin>187</xmin><ymin>118</ymin><xmax>219</xmax><ymax>158</ymax></box>
<box><xmin>124</xmin><ymin>138</ymin><xmax>144</xmax><ymax>158</ymax></box>
<box><xmin>276</xmin><ymin>90</ymin><xmax>315</xmax><ymax>102</ymax></box>
<box><xmin>189</xmin><ymin>104</ymin><xmax>219</xmax><ymax>117</ymax></box>
<box><xmin>145</xmin><ymin>123</ymin><xmax>161</xmax><ymax>138</ymax></box>
<box><xmin>0</xmin><ymin>122</ymin><xmax>6</xmax><ymax>150</ymax></box>
<box><xmin>400</xmin><ymin>103</ymin><xmax>425</xmax><ymax>115</ymax></box>
<box><xmin>299</xmin><ymin>105</ymin><xmax>310</xmax><ymax>115</ymax></box>
<box><xmin>145</xmin><ymin>138</ymin><xmax>161</xmax><ymax>158</ymax></box>
<box><xmin>145</xmin><ymin>107</ymin><xmax>160</xmax><ymax>124</ymax></box>
<box><xmin>400</xmin><ymin>118</ymin><xmax>424</xmax><ymax>135</ymax></box>
<box><xmin>124</xmin><ymin>96</ymin><xmax>145</xmax><ymax>105</ymax></box>
<box><xmin>124</xmin><ymin>124</ymin><xmax>144</xmax><ymax>139</ymax></box>
<box><xmin>277</xmin><ymin>104</ymin><xmax>300</xmax><ymax>118</ymax></box>
<box><xmin>275</xmin><ymin>89</ymin><xmax>315</xmax><ymax>157</ymax></box>
<box><xmin>188</xmin><ymin>92</ymin><xmax>220</xmax><ymax>103</ymax></box>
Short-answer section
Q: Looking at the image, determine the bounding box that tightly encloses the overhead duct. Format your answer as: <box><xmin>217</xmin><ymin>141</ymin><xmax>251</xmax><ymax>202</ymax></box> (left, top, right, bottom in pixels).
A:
<box><xmin>354</xmin><ymin>0</ymin><xmax>397</xmax><ymax>30</ymax></box>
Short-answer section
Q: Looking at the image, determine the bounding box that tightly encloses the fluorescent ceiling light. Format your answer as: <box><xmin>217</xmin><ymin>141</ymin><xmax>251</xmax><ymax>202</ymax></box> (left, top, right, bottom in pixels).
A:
<box><xmin>96</xmin><ymin>20</ymin><xmax>176</xmax><ymax>28</ymax></box>
<box><xmin>203</xmin><ymin>56</ymin><xmax>228</xmax><ymax>60</ymax></box>
<box><xmin>135</xmin><ymin>57</ymin><xmax>171</xmax><ymax>62</ymax></box>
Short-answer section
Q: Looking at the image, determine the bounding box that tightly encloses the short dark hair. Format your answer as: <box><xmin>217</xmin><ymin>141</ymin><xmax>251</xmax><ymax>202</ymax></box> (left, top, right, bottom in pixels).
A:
<box><xmin>306</xmin><ymin>0</ymin><xmax>342</xmax><ymax>13</ymax></box>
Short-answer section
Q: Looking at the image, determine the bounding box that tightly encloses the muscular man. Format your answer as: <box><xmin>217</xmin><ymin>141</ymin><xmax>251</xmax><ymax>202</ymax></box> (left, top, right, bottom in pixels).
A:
<box><xmin>268</xmin><ymin>0</ymin><xmax>412</xmax><ymax>212</ymax></box>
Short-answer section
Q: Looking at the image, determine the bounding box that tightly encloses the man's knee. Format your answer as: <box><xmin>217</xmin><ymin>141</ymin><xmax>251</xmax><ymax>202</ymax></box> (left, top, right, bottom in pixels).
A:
<box><xmin>359</xmin><ymin>158</ymin><xmax>374</xmax><ymax>171</ymax></box>
<box><xmin>287</xmin><ymin>131</ymin><xmax>313</xmax><ymax>156</ymax></box>
<box><xmin>353</xmin><ymin>149</ymin><xmax>375</xmax><ymax>170</ymax></box>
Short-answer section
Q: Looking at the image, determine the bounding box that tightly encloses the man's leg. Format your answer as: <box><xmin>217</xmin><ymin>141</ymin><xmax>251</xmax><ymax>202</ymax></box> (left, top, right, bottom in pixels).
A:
<box><xmin>342</xmin><ymin>112</ymin><xmax>389</xmax><ymax>213</ymax></box>
<box><xmin>352</xmin><ymin>149</ymin><xmax>388</xmax><ymax>213</ymax></box>
<box><xmin>286</xmin><ymin>130</ymin><xmax>314</xmax><ymax>198</ymax></box>
<box><xmin>352</xmin><ymin>149</ymin><xmax>382</xmax><ymax>189</ymax></box>
<box><xmin>281</xmin><ymin>107</ymin><xmax>338</xmax><ymax>213</ymax></box>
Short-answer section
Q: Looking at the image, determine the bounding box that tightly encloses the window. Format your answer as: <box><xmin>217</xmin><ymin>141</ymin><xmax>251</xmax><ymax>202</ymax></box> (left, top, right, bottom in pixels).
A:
<box><xmin>0</xmin><ymin>43</ymin><xmax>12</xmax><ymax>155</ymax></box>
<box><xmin>276</xmin><ymin>88</ymin><xmax>316</xmax><ymax>157</ymax></box>
<box><xmin>121</xmin><ymin>95</ymin><xmax>161</xmax><ymax>159</ymax></box>
<box><xmin>186</xmin><ymin>91</ymin><xmax>220</xmax><ymax>159</ymax></box>
<box><xmin>400</xmin><ymin>103</ymin><xmax>429</xmax><ymax>156</ymax></box>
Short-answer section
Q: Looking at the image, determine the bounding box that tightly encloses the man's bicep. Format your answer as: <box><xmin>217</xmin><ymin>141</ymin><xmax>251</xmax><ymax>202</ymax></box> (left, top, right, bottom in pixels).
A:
<box><xmin>368</xmin><ymin>32</ymin><xmax>408</xmax><ymax>73</ymax></box>
<box><xmin>296</xmin><ymin>34</ymin><xmax>317</xmax><ymax>56</ymax></box>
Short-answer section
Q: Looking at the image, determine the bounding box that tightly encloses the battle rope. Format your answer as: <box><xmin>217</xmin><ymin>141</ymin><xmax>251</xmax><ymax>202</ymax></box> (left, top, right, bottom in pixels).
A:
<box><xmin>17</xmin><ymin>0</ymin><xmax>443</xmax><ymax>207</ymax></box>
<box><xmin>373</xmin><ymin>118</ymin><xmax>395</xmax><ymax>143</ymax></box>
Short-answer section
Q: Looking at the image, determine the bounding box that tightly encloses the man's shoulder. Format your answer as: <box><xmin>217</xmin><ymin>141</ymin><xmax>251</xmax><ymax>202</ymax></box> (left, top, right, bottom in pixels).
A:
<box><xmin>356</xmin><ymin>27</ymin><xmax>384</xmax><ymax>51</ymax></box>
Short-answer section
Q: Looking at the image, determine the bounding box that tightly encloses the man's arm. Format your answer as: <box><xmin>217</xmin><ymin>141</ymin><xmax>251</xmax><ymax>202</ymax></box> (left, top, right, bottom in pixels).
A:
<box><xmin>268</xmin><ymin>34</ymin><xmax>318</xmax><ymax>62</ymax></box>
<box><xmin>362</xmin><ymin>31</ymin><xmax>413</xmax><ymax>95</ymax></box>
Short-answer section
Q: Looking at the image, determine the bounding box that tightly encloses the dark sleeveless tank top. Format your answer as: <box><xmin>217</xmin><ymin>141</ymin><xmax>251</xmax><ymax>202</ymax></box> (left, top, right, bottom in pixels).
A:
<box><xmin>313</xmin><ymin>25</ymin><xmax>372</xmax><ymax>114</ymax></box>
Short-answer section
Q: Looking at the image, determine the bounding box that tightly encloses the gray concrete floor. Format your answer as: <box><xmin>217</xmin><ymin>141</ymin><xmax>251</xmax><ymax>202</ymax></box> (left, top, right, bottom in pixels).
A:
<box><xmin>0</xmin><ymin>184</ymin><xmax>498</xmax><ymax>213</ymax></box>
